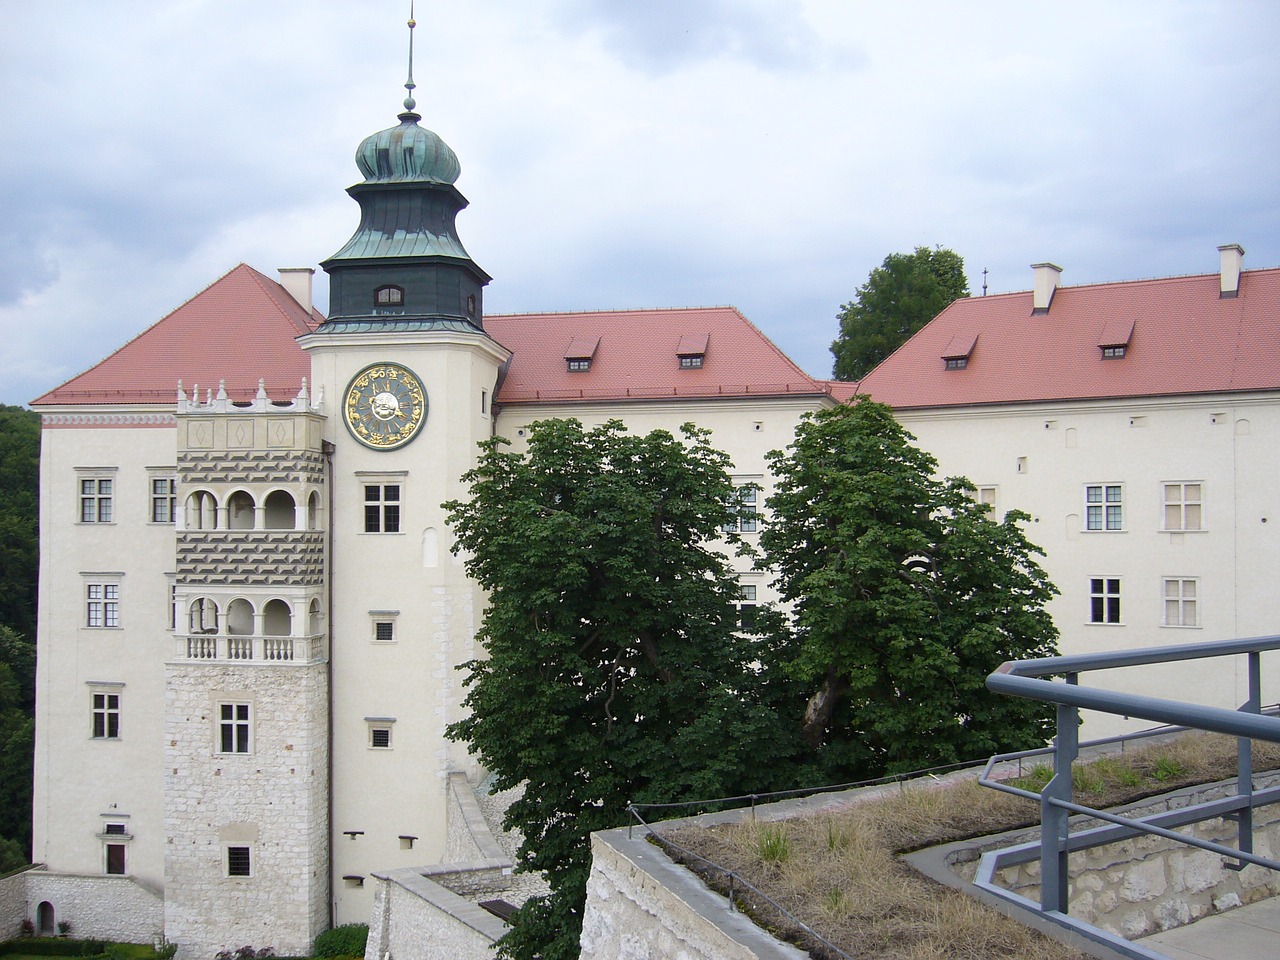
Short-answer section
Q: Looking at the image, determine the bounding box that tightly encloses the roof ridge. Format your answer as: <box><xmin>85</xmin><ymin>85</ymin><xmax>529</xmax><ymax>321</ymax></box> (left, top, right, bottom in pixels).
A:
<box><xmin>31</xmin><ymin>263</ymin><xmax>254</xmax><ymax>405</ymax></box>
<box><xmin>486</xmin><ymin>305</ymin><xmax>742</xmax><ymax>320</ymax></box>
<box><xmin>241</xmin><ymin>265</ymin><xmax>320</xmax><ymax>336</ymax></box>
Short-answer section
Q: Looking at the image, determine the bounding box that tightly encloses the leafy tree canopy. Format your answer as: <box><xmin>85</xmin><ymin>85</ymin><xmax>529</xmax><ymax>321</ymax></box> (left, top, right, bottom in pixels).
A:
<box><xmin>830</xmin><ymin>245</ymin><xmax>969</xmax><ymax>381</ymax></box>
<box><xmin>0</xmin><ymin>405</ymin><xmax>39</xmax><ymax>639</ymax></box>
<box><xmin>443</xmin><ymin>418</ymin><xmax>781</xmax><ymax>960</ymax></box>
<box><xmin>761</xmin><ymin>398</ymin><xmax>1059</xmax><ymax>778</ymax></box>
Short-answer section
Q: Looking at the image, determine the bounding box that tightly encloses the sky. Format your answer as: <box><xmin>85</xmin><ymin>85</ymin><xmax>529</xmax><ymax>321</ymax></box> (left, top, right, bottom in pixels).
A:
<box><xmin>3</xmin><ymin>1</ymin><xmax>1279</xmax><ymax>407</ymax></box>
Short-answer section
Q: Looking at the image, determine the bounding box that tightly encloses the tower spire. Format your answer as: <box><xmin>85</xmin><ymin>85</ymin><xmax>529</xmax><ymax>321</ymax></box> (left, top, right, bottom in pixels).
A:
<box><xmin>403</xmin><ymin>2</ymin><xmax>417</xmax><ymax>114</ymax></box>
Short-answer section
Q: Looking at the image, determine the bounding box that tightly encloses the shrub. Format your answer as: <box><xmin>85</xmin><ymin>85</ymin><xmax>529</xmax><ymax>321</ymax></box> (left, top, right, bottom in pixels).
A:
<box><xmin>313</xmin><ymin>924</ymin><xmax>368</xmax><ymax>959</ymax></box>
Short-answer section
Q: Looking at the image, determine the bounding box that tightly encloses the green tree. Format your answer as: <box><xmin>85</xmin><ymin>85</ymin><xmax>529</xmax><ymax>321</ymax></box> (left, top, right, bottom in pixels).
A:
<box><xmin>444</xmin><ymin>419</ymin><xmax>781</xmax><ymax>960</ymax></box>
<box><xmin>830</xmin><ymin>245</ymin><xmax>969</xmax><ymax>381</ymax></box>
<box><xmin>0</xmin><ymin>405</ymin><xmax>39</xmax><ymax>640</ymax></box>
<box><xmin>761</xmin><ymin>398</ymin><xmax>1059</xmax><ymax>778</ymax></box>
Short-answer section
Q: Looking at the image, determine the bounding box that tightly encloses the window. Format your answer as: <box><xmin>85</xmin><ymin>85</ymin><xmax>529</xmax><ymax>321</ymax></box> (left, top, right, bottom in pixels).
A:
<box><xmin>724</xmin><ymin>486</ymin><xmax>758</xmax><ymax>533</ymax></box>
<box><xmin>944</xmin><ymin>357</ymin><xmax>968</xmax><ymax>370</ymax></box>
<box><xmin>1089</xmin><ymin>578</ymin><xmax>1122</xmax><ymax>624</ymax></box>
<box><xmin>150</xmin><ymin>477</ymin><xmax>177</xmax><ymax>523</ymax></box>
<box><xmin>80</xmin><ymin>478</ymin><xmax>114</xmax><ymax>523</ymax></box>
<box><xmin>374</xmin><ymin>285</ymin><xmax>404</xmax><ymax>307</ymax></box>
<box><xmin>1163</xmin><ymin>483</ymin><xmax>1203</xmax><ymax>531</ymax></box>
<box><xmin>218</xmin><ymin>703</ymin><xmax>251</xmax><ymax>754</ymax></box>
<box><xmin>567</xmin><ymin>358</ymin><xmax>591</xmax><ymax>372</ymax></box>
<box><xmin>365</xmin><ymin>485</ymin><xmax>401</xmax><ymax>533</ymax></box>
<box><xmin>679</xmin><ymin>355</ymin><xmax>703</xmax><ymax>369</ymax></box>
<box><xmin>226</xmin><ymin>846</ymin><xmax>252</xmax><ymax>877</ymax></box>
<box><xmin>976</xmin><ymin>486</ymin><xmax>997</xmax><ymax>511</ymax></box>
<box><xmin>92</xmin><ymin>692</ymin><xmax>120</xmax><ymax>739</ymax></box>
<box><xmin>370</xmin><ymin>612</ymin><xmax>398</xmax><ymax>643</ymax></box>
<box><xmin>366</xmin><ymin>716</ymin><xmax>396</xmax><ymax>749</ymax></box>
<box><xmin>1101</xmin><ymin>345</ymin><xmax>1126</xmax><ymax>359</ymax></box>
<box><xmin>1085</xmin><ymin>484</ymin><xmax>1123</xmax><ymax>531</ymax></box>
<box><xmin>737</xmin><ymin>584</ymin><xmax>758</xmax><ymax>632</ymax></box>
<box><xmin>1163</xmin><ymin>578</ymin><xmax>1199</xmax><ymax>627</ymax></box>
<box><xmin>86</xmin><ymin>584</ymin><xmax>120</xmax><ymax>628</ymax></box>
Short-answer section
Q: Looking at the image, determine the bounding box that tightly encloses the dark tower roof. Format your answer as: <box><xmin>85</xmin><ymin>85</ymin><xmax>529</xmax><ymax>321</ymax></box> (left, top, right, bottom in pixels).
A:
<box><xmin>317</xmin><ymin>15</ymin><xmax>489</xmax><ymax>334</ymax></box>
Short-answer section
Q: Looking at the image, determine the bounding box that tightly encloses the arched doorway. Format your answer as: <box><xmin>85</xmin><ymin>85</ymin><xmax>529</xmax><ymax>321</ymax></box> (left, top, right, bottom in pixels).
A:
<box><xmin>36</xmin><ymin>901</ymin><xmax>54</xmax><ymax>936</ymax></box>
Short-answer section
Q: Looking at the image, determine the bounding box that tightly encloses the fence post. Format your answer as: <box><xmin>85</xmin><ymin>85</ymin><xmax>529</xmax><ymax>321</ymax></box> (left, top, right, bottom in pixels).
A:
<box><xmin>1042</xmin><ymin>675</ymin><xmax>1078</xmax><ymax>914</ymax></box>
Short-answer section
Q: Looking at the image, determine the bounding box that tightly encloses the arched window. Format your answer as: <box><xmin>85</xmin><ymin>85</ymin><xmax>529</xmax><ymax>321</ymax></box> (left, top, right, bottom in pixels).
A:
<box><xmin>308</xmin><ymin>599</ymin><xmax>322</xmax><ymax>636</ymax></box>
<box><xmin>263</xmin><ymin>490</ymin><xmax>296</xmax><ymax>530</ymax></box>
<box><xmin>374</xmin><ymin>285</ymin><xmax>404</xmax><ymax>307</ymax></box>
<box><xmin>189</xmin><ymin>598</ymin><xmax>219</xmax><ymax>634</ymax></box>
<box><xmin>263</xmin><ymin>599</ymin><xmax>292</xmax><ymax>637</ymax></box>
<box><xmin>186</xmin><ymin>490</ymin><xmax>218</xmax><ymax>530</ymax></box>
<box><xmin>227</xmin><ymin>491</ymin><xmax>255</xmax><ymax>530</ymax></box>
<box><xmin>226</xmin><ymin>599</ymin><xmax>254</xmax><ymax>636</ymax></box>
<box><xmin>308</xmin><ymin>492</ymin><xmax>321</xmax><ymax>530</ymax></box>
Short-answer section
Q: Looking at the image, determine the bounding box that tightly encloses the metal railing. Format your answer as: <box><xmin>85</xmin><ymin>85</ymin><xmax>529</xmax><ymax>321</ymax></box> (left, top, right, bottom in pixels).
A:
<box><xmin>978</xmin><ymin>633</ymin><xmax>1280</xmax><ymax>959</ymax></box>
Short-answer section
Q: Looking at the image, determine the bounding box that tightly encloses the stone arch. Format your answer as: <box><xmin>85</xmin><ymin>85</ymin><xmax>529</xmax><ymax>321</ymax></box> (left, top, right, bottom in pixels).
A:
<box><xmin>189</xmin><ymin>597</ymin><xmax>219</xmax><ymax>634</ymax></box>
<box><xmin>263</xmin><ymin>598</ymin><xmax>292</xmax><ymax>637</ymax></box>
<box><xmin>36</xmin><ymin>902</ymin><xmax>54</xmax><ymax>937</ymax></box>
<box><xmin>308</xmin><ymin>599</ymin><xmax>322</xmax><ymax>636</ymax></box>
<box><xmin>226</xmin><ymin>598</ymin><xmax>254</xmax><ymax>636</ymax></box>
<box><xmin>227</xmin><ymin>490</ymin><xmax>256</xmax><ymax>530</ymax></box>
<box><xmin>308</xmin><ymin>491</ymin><xmax>321</xmax><ymax>530</ymax></box>
<box><xmin>263</xmin><ymin>489</ymin><xmax>297</xmax><ymax>530</ymax></box>
<box><xmin>185</xmin><ymin>490</ymin><xmax>219</xmax><ymax>530</ymax></box>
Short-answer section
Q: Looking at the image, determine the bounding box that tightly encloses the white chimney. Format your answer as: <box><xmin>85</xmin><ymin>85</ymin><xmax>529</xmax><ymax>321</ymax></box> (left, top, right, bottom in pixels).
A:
<box><xmin>1031</xmin><ymin>263</ymin><xmax>1062</xmax><ymax>313</ymax></box>
<box><xmin>1218</xmin><ymin>244</ymin><xmax>1244</xmax><ymax>299</ymax></box>
<box><xmin>278</xmin><ymin>267</ymin><xmax>315</xmax><ymax>314</ymax></box>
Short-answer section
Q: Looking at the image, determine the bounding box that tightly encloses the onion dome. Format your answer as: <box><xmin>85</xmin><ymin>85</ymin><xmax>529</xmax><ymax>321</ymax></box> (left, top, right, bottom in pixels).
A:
<box><xmin>354</xmin><ymin>111</ymin><xmax>461</xmax><ymax>185</ymax></box>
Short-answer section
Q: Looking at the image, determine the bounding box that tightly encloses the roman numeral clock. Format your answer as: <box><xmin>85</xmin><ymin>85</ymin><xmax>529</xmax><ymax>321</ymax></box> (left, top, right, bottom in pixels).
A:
<box><xmin>343</xmin><ymin>362</ymin><xmax>428</xmax><ymax>449</ymax></box>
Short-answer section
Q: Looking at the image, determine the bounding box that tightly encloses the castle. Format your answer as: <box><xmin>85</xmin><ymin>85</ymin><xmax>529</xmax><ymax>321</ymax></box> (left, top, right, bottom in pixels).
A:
<box><xmin>23</xmin><ymin>19</ymin><xmax>1280</xmax><ymax>960</ymax></box>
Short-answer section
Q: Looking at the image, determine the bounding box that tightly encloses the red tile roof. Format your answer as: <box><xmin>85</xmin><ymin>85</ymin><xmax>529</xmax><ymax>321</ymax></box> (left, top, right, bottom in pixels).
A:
<box><xmin>486</xmin><ymin>307</ymin><xmax>826</xmax><ymax>404</ymax></box>
<box><xmin>856</xmin><ymin>267</ymin><xmax>1280</xmax><ymax>410</ymax></box>
<box><xmin>31</xmin><ymin>264</ymin><xmax>321</xmax><ymax>406</ymax></box>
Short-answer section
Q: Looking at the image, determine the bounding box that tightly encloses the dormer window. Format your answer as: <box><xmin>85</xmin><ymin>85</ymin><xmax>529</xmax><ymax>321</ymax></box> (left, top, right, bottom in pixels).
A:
<box><xmin>375</xmin><ymin>285</ymin><xmax>404</xmax><ymax>307</ymax></box>
<box><xmin>677</xmin><ymin>333</ymin><xmax>709</xmax><ymax>370</ymax></box>
<box><xmin>1097</xmin><ymin>319</ymin><xmax>1134</xmax><ymax>359</ymax></box>
<box><xmin>941</xmin><ymin>333</ymin><xmax>976</xmax><ymax>370</ymax></box>
<box><xmin>565</xmin><ymin>336</ymin><xmax>599</xmax><ymax>373</ymax></box>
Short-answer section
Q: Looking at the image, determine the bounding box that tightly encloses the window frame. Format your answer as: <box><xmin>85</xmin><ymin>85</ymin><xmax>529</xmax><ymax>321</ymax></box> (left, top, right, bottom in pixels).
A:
<box><xmin>225</xmin><ymin>845</ymin><xmax>253</xmax><ymax>878</ymax></box>
<box><xmin>366</xmin><ymin>716</ymin><xmax>396</xmax><ymax>750</ymax></box>
<box><xmin>77</xmin><ymin>470</ymin><xmax>117</xmax><ymax>524</ymax></box>
<box><xmin>374</xmin><ymin>285</ymin><xmax>404</xmax><ymax>308</ymax></box>
<box><xmin>370</xmin><ymin>611</ymin><xmax>399</xmax><ymax>644</ymax></box>
<box><xmin>91</xmin><ymin>688</ymin><xmax>122</xmax><ymax>740</ymax></box>
<box><xmin>737</xmin><ymin>583</ymin><xmax>759</xmax><ymax>633</ymax></box>
<box><xmin>1088</xmin><ymin>577</ymin><xmax>1122</xmax><ymax>625</ymax></box>
<box><xmin>723</xmin><ymin>483</ymin><xmax>760</xmax><ymax>534</ymax></box>
<box><xmin>363</xmin><ymin>481</ymin><xmax>403</xmax><ymax>534</ymax></box>
<box><xmin>1162</xmin><ymin>481</ymin><xmax>1204</xmax><ymax>532</ymax></box>
<box><xmin>1162</xmin><ymin>577</ymin><xmax>1200</xmax><ymax>628</ymax></box>
<box><xmin>1084</xmin><ymin>484</ymin><xmax>1124</xmax><ymax>532</ymax></box>
<box><xmin>85</xmin><ymin>581</ymin><xmax>121</xmax><ymax>629</ymax></box>
<box><xmin>149</xmin><ymin>474</ymin><xmax>177</xmax><ymax>524</ymax></box>
<box><xmin>217</xmin><ymin>701</ymin><xmax>252</xmax><ymax>755</ymax></box>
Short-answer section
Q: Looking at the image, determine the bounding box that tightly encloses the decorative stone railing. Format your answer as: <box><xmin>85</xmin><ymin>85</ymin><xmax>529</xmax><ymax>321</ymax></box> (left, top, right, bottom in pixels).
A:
<box><xmin>174</xmin><ymin>633</ymin><xmax>326</xmax><ymax>664</ymax></box>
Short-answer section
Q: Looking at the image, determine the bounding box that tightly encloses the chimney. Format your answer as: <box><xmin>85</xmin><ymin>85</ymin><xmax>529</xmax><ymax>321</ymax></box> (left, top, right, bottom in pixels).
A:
<box><xmin>1218</xmin><ymin>244</ymin><xmax>1244</xmax><ymax>299</ymax></box>
<box><xmin>1030</xmin><ymin>263</ymin><xmax>1062</xmax><ymax>314</ymax></box>
<box><xmin>278</xmin><ymin>267</ymin><xmax>315</xmax><ymax>314</ymax></box>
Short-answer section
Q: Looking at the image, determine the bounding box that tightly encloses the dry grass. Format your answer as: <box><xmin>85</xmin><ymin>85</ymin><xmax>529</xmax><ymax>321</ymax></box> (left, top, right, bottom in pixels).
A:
<box><xmin>662</xmin><ymin>734</ymin><xmax>1280</xmax><ymax>960</ymax></box>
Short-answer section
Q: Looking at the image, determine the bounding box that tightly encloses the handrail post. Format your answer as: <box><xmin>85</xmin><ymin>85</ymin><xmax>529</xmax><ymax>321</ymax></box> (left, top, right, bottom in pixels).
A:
<box><xmin>1235</xmin><ymin>651</ymin><xmax>1261</xmax><ymax>867</ymax></box>
<box><xmin>1042</xmin><ymin>676</ymin><xmax>1078</xmax><ymax>914</ymax></box>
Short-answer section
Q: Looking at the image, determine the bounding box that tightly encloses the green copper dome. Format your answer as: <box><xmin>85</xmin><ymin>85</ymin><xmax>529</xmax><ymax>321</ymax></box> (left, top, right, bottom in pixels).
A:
<box><xmin>354</xmin><ymin>111</ymin><xmax>461</xmax><ymax>185</ymax></box>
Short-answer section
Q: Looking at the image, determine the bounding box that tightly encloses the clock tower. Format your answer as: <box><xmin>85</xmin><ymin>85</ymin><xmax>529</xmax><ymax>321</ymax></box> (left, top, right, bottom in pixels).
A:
<box><xmin>299</xmin><ymin>14</ymin><xmax>510</xmax><ymax>925</ymax></box>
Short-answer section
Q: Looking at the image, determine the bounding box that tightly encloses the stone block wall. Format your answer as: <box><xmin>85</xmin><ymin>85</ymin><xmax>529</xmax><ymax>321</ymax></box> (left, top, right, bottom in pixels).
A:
<box><xmin>991</xmin><ymin>780</ymin><xmax>1280</xmax><ymax>940</ymax></box>
<box><xmin>22</xmin><ymin>872</ymin><xmax>163</xmax><ymax>943</ymax></box>
<box><xmin>364</xmin><ymin>868</ymin><xmax>505</xmax><ymax>960</ymax></box>
<box><xmin>0</xmin><ymin>868</ymin><xmax>34</xmax><ymax>938</ymax></box>
<box><xmin>164</xmin><ymin>662</ymin><xmax>329</xmax><ymax>958</ymax></box>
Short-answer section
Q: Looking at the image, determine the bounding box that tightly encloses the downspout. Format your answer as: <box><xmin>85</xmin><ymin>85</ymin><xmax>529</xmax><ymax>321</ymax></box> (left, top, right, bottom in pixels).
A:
<box><xmin>322</xmin><ymin>438</ymin><xmax>336</xmax><ymax>931</ymax></box>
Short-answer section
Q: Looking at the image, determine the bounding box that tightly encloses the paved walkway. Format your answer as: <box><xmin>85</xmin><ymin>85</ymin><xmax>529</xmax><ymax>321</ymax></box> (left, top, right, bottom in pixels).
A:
<box><xmin>1141</xmin><ymin>896</ymin><xmax>1280</xmax><ymax>959</ymax></box>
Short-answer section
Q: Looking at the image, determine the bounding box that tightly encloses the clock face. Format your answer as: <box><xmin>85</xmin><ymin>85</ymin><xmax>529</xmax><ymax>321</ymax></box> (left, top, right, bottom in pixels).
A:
<box><xmin>343</xmin><ymin>363</ymin><xmax>428</xmax><ymax>450</ymax></box>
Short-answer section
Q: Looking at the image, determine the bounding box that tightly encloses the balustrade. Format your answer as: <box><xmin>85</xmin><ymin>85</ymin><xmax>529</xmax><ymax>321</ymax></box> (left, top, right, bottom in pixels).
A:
<box><xmin>174</xmin><ymin>633</ymin><xmax>324</xmax><ymax>663</ymax></box>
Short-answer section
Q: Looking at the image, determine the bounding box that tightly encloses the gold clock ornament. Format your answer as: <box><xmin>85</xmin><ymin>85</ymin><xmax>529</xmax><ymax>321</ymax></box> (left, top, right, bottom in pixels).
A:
<box><xmin>343</xmin><ymin>363</ymin><xmax>428</xmax><ymax>449</ymax></box>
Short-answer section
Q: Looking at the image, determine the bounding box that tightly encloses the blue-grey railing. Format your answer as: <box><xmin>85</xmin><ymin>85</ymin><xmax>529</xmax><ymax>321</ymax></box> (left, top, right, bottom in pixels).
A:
<box><xmin>979</xmin><ymin>633</ymin><xmax>1280</xmax><ymax>959</ymax></box>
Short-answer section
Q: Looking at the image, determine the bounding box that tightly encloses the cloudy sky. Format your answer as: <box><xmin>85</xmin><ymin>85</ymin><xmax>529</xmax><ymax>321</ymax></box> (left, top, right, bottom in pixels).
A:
<box><xmin>3</xmin><ymin>1</ymin><xmax>1278</xmax><ymax>406</ymax></box>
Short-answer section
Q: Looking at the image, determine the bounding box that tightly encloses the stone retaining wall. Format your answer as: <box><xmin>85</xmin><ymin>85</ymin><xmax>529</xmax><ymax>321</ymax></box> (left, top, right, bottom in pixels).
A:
<box><xmin>0</xmin><ymin>867</ymin><xmax>35</xmax><ymax>938</ymax></box>
<box><xmin>21</xmin><ymin>871</ymin><xmax>163</xmax><ymax>943</ymax></box>
<box><xmin>364</xmin><ymin>867</ymin><xmax>506</xmax><ymax>960</ymax></box>
<box><xmin>981</xmin><ymin>774</ymin><xmax>1280</xmax><ymax>940</ymax></box>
